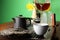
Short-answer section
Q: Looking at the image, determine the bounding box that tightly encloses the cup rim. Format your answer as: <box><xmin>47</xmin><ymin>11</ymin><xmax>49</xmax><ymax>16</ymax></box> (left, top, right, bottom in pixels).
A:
<box><xmin>33</xmin><ymin>23</ymin><xmax>48</xmax><ymax>26</ymax></box>
<box><xmin>40</xmin><ymin>23</ymin><xmax>48</xmax><ymax>26</ymax></box>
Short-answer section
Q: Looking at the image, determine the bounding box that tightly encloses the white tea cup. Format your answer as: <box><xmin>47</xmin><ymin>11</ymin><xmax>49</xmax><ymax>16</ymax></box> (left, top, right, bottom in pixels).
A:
<box><xmin>33</xmin><ymin>23</ymin><xmax>48</xmax><ymax>35</ymax></box>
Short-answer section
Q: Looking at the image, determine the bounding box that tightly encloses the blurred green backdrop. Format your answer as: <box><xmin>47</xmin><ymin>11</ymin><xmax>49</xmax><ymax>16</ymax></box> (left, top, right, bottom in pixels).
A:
<box><xmin>0</xmin><ymin>0</ymin><xmax>60</xmax><ymax>24</ymax></box>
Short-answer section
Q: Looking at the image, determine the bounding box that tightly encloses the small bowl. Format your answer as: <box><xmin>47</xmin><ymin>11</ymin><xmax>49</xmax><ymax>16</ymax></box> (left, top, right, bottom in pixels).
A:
<box><xmin>33</xmin><ymin>23</ymin><xmax>49</xmax><ymax>35</ymax></box>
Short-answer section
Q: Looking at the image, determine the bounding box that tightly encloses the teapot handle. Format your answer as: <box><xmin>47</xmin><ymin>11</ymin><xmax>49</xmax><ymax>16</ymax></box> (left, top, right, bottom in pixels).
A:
<box><xmin>26</xmin><ymin>18</ymin><xmax>32</xmax><ymax>27</ymax></box>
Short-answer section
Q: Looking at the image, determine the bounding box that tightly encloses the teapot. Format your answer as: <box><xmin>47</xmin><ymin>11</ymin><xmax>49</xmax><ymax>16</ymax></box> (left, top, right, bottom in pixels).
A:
<box><xmin>12</xmin><ymin>15</ymin><xmax>32</xmax><ymax>29</ymax></box>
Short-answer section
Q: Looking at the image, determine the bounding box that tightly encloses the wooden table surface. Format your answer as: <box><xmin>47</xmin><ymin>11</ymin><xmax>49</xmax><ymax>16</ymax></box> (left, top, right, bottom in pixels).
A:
<box><xmin>0</xmin><ymin>21</ymin><xmax>59</xmax><ymax>40</ymax></box>
<box><xmin>0</xmin><ymin>22</ymin><xmax>14</xmax><ymax>31</ymax></box>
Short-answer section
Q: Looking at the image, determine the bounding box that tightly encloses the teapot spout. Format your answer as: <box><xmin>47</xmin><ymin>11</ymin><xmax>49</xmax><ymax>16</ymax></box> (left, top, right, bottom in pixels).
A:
<box><xmin>12</xmin><ymin>18</ymin><xmax>15</xmax><ymax>23</ymax></box>
<box><xmin>12</xmin><ymin>18</ymin><xmax>15</xmax><ymax>20</ymax></box>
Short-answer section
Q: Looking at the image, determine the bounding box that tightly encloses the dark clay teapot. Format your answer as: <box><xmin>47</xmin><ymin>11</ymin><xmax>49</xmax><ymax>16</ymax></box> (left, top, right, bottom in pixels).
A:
<box><xmin>12</xmin><ymin>15</ymin><xmax>32</xmax><ymax>29</ymax></box>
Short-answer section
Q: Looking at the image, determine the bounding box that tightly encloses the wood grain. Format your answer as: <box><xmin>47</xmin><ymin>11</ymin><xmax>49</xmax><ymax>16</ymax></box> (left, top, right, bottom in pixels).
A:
<box><xmin>0</xmin><ymin>22</ymin><xmax>14</xmax><ymax>31</ymax></box>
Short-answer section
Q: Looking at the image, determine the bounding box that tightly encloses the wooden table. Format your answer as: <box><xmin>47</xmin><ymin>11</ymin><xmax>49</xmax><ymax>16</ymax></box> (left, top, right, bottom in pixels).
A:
<box><xmin>0</xmin><ymin>26</ymin><xmax>55</xmax><ymax>40</ymax></box>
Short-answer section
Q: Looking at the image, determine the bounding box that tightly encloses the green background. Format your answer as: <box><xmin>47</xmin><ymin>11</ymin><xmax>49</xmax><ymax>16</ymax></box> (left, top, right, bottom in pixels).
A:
<box><xmin>0</xmin><ymin>0</ymin><xmax>60</xmax><ymax>24</ymax></box>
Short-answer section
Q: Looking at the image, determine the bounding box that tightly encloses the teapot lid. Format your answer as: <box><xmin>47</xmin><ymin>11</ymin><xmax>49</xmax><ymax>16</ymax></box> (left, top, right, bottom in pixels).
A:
<box><xmin>17</xmin><ymin>15</ymin><xmax>25</xmax><ymax>18</ymax></box>
<box><xmin>13</xmin><ymin>15</ymin><xmax>32</xmax><ymax>19</ymax></box>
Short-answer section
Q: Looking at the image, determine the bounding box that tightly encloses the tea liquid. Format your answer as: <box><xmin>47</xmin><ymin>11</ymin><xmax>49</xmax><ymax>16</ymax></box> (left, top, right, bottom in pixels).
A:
<box><xmin>35</xmin><ymin>3</ymin><xmax>50</xmax><ymax>11</ymax></box>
